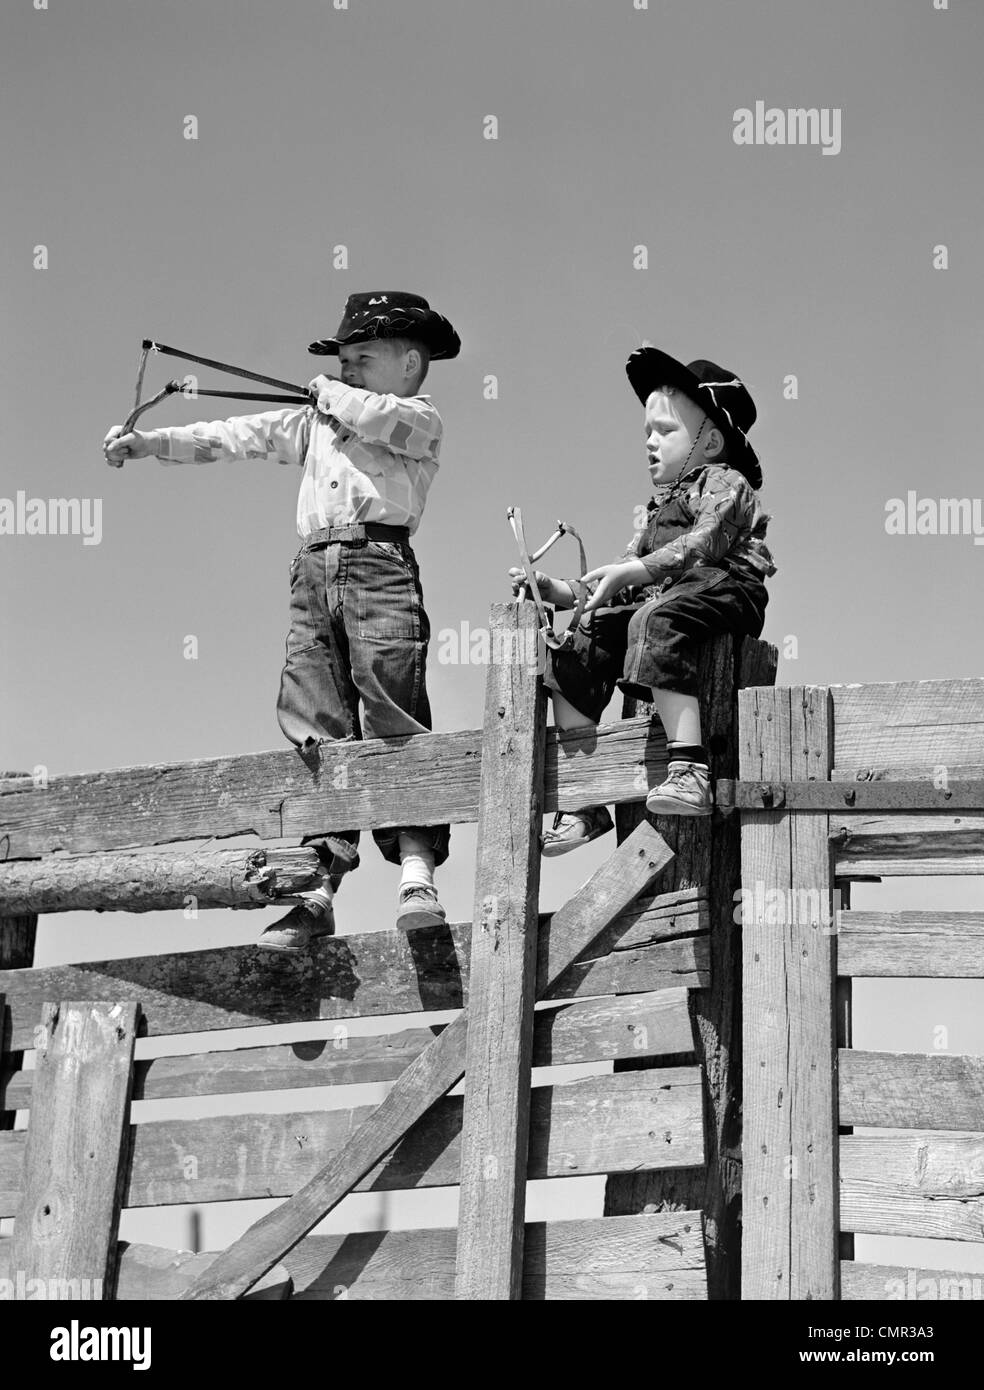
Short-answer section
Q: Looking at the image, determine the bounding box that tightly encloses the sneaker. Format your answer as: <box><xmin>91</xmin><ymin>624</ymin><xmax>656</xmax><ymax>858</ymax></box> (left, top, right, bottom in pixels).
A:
<box><xmin>645</xmin><ymin>761</ymin><xmax>712</xmax><ymax>817</ymax></box>
<box><xmin>256</xmin><ymin>899</ymin><xmax>335</xmax><ymax>953</ymax></box>
<box><xmin>396</xmin><ymin>885</ymin><xmax>447</xmax><ymax>931</ymax></box>
<box><xmin>540</xmin><ymin>805</ymin><xmax>614</xmax><ymax>857</ymax></box>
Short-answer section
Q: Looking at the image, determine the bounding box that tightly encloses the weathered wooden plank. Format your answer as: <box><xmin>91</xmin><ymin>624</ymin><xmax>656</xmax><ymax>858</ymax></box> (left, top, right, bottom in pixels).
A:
<box><xmin>2</xmin><ymin>991</ymin><xmax>695</xmax><ymax>1110</ymax></box>
<box><xmin>0</xmin><ymin>720</ymin><xmax>668</xmax><ymax>860</ymax></box>
<box><xmin>841</xmin><ymin>1134</ymin><xmax>984</xmax><ymax>1241</ymax></box>
<box><xmin>840</xmin><ymin>1261</ymin><xmax>984</xmax><ymax>1301</ymax></box>
<box><xmin>0</xmin><ymin>888</ymin><xmax>37</xmax><ymax>1137</ymax></box>
<box><xmin>833</xmin><ymin>815</ymin><xmax>984</xmax><ymax>876</ymax></box>
<box><xmin>0</xmin><ymin>846</ymin><xmax>323</xmax><ymax>915</ymax></box>
<box><xmin>456</xmin><ymin>604</ymin><xmax>546</xmax><ymax>1300</ymax></box>
<box><xmin>831</xmin><ymin>679</ymin><xmax>984</xmax><ymax>769</ymax></box>
<box><xmin>0</xmin><ymin>911</ymin><xmax>702</xmax><ymax>1052</ymax></box>
<box><xmin>281</xmin><ymin>1211</ymin><xmax>707</xmax><ymax>1301</ymax></box>
<box><xmin>0</xmin><ymin>1067</ymin><xmax>704</xmax><ymax>1218</ymax></box>
<box><xmin>181</xmin><ymin>821</ymin><xmax>674</xmax><ymax>1299</ymax></box>
<box><xmin>839</xmin><ymin>1050</ymin><xmax>984</xmax><ymax>1129</ymax></box>
<box><xmin>741</xmin><ymin>686</ymin><xmax>839</xmax><ymax>1301</ymax></box>
<box><xmin>838</xmin><ymin>912</ymin><xmax>984</xmax><ymax>976</ymax></box>
<box><xmin>10</xmin><ymin>1002</ymin><xmax>139</xmax><ymax>1300</ymax></box>
<box><xmin>0</xmin><ymin>1236</ymin><xmax>291</xmax><ymax>1300</ymax></box>
<box><xmin>605</xmin><ymin>635</ymin><xmax>777</xmax><ymax>1302</ymax></box>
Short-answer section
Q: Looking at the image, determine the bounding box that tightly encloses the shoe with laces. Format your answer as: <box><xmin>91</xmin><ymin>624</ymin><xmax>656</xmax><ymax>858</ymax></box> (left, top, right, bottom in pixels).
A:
<box><xmin>645</xmin><ymin>761</ymin><xmax>712</xmax><ymax>817</ymax></box>
<box><xmin>256</xmin><ymin>899</ymin><xmax>336</xmax><ymax>953</ymax></box>
<box><xmin>540</xmin><ymin>805</ymin><xmax>614</xmax><ymax>857</ymax></box>
<box><xmin>396</xmin><ymin>885</ymin><xmax>448</xmax><ymax>931</ymax></box>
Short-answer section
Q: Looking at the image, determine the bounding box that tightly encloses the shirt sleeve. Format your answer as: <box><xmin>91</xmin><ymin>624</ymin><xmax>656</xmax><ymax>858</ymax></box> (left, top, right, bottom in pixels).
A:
<box><xmin>639</xmin><ymin>470</ymin><xmax>758</xmax><ymax>581</ymax></box>
<box><xmin>153</xmin><ymin>408</ymin><xmax>311</xmax><ymax>468</ymax></box>
<box><xmin>317</xmin><ymin>382</ymin><xmax>443</xmax><ymax>461</ymax></box>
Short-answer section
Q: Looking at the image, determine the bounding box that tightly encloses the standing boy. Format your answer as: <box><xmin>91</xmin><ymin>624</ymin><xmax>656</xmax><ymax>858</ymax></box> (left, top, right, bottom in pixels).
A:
<box><xmin>104</xmin><ymin>292</ymin><xmax>460</xmax><ymax>946</ymax></box>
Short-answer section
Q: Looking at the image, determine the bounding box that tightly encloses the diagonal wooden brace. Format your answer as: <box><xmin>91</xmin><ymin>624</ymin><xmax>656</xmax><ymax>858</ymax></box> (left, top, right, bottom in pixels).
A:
<box><xmin>180</xmin><ymin>819</ymin><xmax>674</xmax><ymax>1300</ymax></box>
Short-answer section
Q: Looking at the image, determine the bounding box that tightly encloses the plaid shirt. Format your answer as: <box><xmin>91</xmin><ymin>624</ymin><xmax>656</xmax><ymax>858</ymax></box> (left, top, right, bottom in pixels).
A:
<box><xmin>624</xmin><ymin>464</ymin><xmax>777</xmax><ymax>582</ymax></box>
<box><xmin>152</xmin><ymin>381</ymin><xmax>443</xmax><ymax>538</ymax></box>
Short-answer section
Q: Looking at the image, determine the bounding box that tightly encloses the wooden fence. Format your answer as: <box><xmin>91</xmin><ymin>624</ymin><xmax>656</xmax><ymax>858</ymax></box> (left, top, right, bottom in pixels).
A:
<box><xmin>4</xmin><ymin>605</ymin><xmax>979</xmax><ymax>1300</ymax></box>
<box><xmin>0</xmin><ymin>604</ymin><xmax>742</xmax><ymax>1300</ymax></box>
<box><xmin>739</xmin><ymin>679</ymin><xmax>984</xmax><ymax>1300</ymax></box>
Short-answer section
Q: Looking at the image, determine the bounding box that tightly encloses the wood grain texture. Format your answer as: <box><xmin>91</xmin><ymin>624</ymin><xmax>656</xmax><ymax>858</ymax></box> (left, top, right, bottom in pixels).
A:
<box><xmin>832</xmin><ymin>815</ymin><xmax>984</xmax><ymax>876</ymax></box>
<box><xmin>456</xmin><ymin>605</ymin><xmax>546</xmax><ymax>1299</ymax></box>
<box><xmin>605</xmin><ymin>635</ymin><xmax>777</xmax><ymax>1302</ymax></box>
<box><xmin>0</xmin><ymin>719</ymin><xmax>669</xmax><ymax>859</ymax></box>
<box><xmin>9</xmin><ymin>1002</ymin><xmax>139</xmax><ymax>1300</ymax></box>
<box><xmin>831</xmin><ymin>678</ymin><xmax>984</xmax><ymax>770</ymax></box>
<box><xmin>178</xmin><ymin>820</ymin><xmax>674</xmax><ymax>1299</ymax></box>
<box><xmin>837</xmin><ymin>911</ymin><xmax>984</xmax><ymax>977</ymax></box>
<box><xmin>0</xmin><ymin>1237</ymin><xmax>291</xmax><ymax>1300</ymax></box>
<box><xmin>0</xmin><ymin>846</ymin><xmax>323</xmax><ymax>915</ymax></box>
<box><xmin>0</xmin><ymin>925</ymin><xmax>702</xmax><ymax>1053</ymax></box>
<box><xmin>840</xmin><ymin>1260</ymin><xmax>984</xmax><ymax>1300</ymax></box>
<box><xmin>840</xmin><ymin>1134</ymin><xmax>984</xmax><ymax>1241</ymax></box>
<box><xmin>2</xmin><ymin>991</ymin><xmax>696</xmax><ymax>1111</ymax></box>
<box><xmin>839</xmin><ymin>1050</ymin><xmax>984</xmax><ymax>1129</ymax></box>
<box><xmin>740</xmin><ymin>686</ymin><xmax>839</xmax><ymax>1300</ymax></box>
<box><xmin>0</xmin><ymin>1068</ymin><xmax>704</xmax><ymax>1218</ymax></box>
<box><xmin>281</xmin><ymin>1211</ymin><xmax>707</xmax><ymax>1301</ymax></box>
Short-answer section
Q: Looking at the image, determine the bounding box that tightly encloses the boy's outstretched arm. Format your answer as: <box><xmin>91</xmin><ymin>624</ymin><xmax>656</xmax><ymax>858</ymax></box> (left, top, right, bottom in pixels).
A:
<box><xmin>103</xmin><ymin>408</ymin><xmax>311</xmax><ymax>470</ymax></box>
<box><xmin>310</xmin><ymin>377</ymin><xmax>442</xmax><ymax>462</ymax></box>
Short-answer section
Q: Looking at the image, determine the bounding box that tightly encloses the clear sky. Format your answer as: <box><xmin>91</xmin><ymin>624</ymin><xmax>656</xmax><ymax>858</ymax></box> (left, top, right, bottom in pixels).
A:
<box><xmin>2</xmin><ymin>0</ymin><xmax>982</xmax><ymax>1277</ymax></box>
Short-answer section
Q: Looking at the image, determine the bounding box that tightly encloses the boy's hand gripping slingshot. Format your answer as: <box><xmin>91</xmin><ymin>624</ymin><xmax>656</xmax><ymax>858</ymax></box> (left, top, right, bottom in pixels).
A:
<box><xmin>108</xmin><ymin>339</ymin><xmax>315</xmax><ymax>466</ymax></box>
<box><xmin>506</xmin><ymin>507</ymin><xmax>590</xmax><ymax>650</ymax></box>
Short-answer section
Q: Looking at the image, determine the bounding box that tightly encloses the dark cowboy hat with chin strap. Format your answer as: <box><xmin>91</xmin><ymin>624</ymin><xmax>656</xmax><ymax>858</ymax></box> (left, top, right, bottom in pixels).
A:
<box><xmin>626</xmin><ymin>347</ymin><xmax>763</xmax><ymax>490</ymax></box>
<box><xmin>309</xmin><ymin>291</ymin><xmax>461</xmax><ymax>361</ymax></box>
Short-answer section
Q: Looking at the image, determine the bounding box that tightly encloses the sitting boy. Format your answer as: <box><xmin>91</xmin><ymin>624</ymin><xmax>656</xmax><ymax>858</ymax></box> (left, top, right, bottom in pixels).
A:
<box><xmin>103</xmin><ymin>291</ymin><xmax>460</xmax><ymax>945</ymax></box>
<box><xmin>514</xmin><ymin>348</ymin><xmax>776</xmax><ymax>853</ymax></box>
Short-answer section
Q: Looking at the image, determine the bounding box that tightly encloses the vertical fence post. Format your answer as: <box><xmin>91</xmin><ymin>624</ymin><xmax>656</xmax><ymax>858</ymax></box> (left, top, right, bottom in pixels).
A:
<box><xmin>605</xmin><ymin>635</ymin><xmax>778</xmax><ymax>1299</ymax></box>
<box><xmin>740</xmin><ymin>686</ymin><xmax>839</xmax><ymax>1299</ymax></box>
<box><xmin>11</xmin><ymin>1000</ymin><xmax>140</xmax><ymax>1300</ymax></box>
<box><xmin>455</xmin><ymin>602</ymin><xmax>546</xmax><ymax>1299</ymax></box>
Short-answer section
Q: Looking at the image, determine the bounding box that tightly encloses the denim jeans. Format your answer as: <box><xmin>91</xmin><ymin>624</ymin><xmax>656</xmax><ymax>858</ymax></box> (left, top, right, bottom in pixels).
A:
<box><xmin>544</xmin><ymin>565</ymin><xmax>768</xmax><ymax>720</ymax></box>
<box><xmin>276</xmin><ymin>531</ymin><xmax>450</xmax><ymax>872</ymax></box>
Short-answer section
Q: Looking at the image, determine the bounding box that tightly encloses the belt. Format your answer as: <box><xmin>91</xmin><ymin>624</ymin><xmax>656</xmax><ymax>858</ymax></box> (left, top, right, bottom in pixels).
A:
<box><xmin>301</xmin><ymin>523</ymin><xmax>411</xmax><ymax>549</ymax></box>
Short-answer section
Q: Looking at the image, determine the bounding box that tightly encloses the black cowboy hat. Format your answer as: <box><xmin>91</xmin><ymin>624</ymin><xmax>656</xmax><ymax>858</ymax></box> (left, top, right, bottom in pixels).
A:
<box><xmin>626</xmin><ymin>347</ymin><xmax>762</xmax><ymax>489</ymax></box>
<box><xmin>309</xmin><ymin>291</ymin><xmax>460</xmax><ymax>361</ymax></box>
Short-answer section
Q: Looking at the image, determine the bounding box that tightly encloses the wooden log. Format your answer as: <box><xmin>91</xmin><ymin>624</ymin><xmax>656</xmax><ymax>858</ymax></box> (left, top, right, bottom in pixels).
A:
<box><xmin>0</xmin><ymin>1068</ymin><xmax>703</xmax><ymax>1217</ymax></box>
<box><xmin>839</xmin><ymin>1050</ymin><xmax>984</xmax><ymax>1129</ymax></box>
<box><xmin>840</xmin><ymin>1261</ymin><xmax>984</xmax><ymax>1301</ymax></box>
<box><xmin>279</xmin><ymin>1211</ymin><xmax>707</xmax><ymax>1301</ymax></box>
<box><xmin>838</xmin><ymin>911</ymin><xmax>984</xmax><ymax>976</ymax></box>
<box><xmin>180</xmin><ymin>820</ymin><xmax>674</xmax><ymax>1299</ymax></box>
<box><xmin>2</xmin><ymin>991</ymin><xmax>696</xmax><ymax>1110</ymax></box>
<box><xmin>0</xmin><ymin>846</ymin><xmax>323</xmax><ymax>915</ymax></box>
<box><xmin>1</xmin><ymin>848</ymin><xmax>38</xmax><ymax>1135</ymax></box>
<box><xmin>0</xmin><ymin>914</ymin><xmax>703</xmax><ymax>1052</ymax></box>
<box><xmin>833</xmin><ymin>815</ymin><xmax>984</xmax><ymax>876</ymax></box>
<box><xmin>741</xmin><ymin>686</ymin><xmax>839</xmax><ymax>1300</ymax></box>
<box><xmin>456</xmin><ymin>604</ymin><xmax>546</xmax><ymax>1299</ymax></box>
<box><xmin>830</xmin><ymin>678</ymin><xmax>984</xmax><ymax>771</ymax></box>
<box><xmin>0</xmin><ymin>720</ymin><xmax>668</xmax><ymax>860</ymax></box>
<box><xmin>840</xmin><ymin>1134</ymin><xmax>984</xmax><ymax>1241</ymax></box>
<box><xmin>0</xmin><ymin>1236</ymin><xmax>292</xmax><ymax>1300</ymax></box>
<box><xmin>10</xmin><ymin>1002</ymin><xmax>139</xmax><ymax>1300</ymax></box>
<box><xmin>605</xmin><ymin>634</ymin><xmax>777</xmax><ymax>1303</ymax></box>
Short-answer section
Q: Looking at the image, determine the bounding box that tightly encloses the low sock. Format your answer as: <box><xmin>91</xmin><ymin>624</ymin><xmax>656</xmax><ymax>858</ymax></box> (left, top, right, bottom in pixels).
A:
<box><xmin>668</xmin><ymin>742</ymin><xmax>709</xmax><ymax>766</ymax></box>
<box><xmin>399</xmin><ymin>847</ymin><xmax>436</xmax><ymax>895</ymax></box>
<box><xmin>299</xmin><ymin>872</ymin><xmax>335</xmax><ymax>914</ymax></box>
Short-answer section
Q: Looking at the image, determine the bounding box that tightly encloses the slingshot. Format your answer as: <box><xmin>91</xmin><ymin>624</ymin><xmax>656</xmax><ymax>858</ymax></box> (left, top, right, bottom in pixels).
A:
<box><xmin>506</xmin><ymin>507</ymin><xmax>591</xmax><ymax>650</ymax></box>
<box><xmin>118</xmin><ymin>339</ymin><xmax>314</xmax><ymax>438</ymax></box>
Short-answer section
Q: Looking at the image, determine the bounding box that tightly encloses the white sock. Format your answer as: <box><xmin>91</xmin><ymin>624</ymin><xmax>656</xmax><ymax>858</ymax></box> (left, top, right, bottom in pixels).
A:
<box><xmin>299</xmin><ymin>872</ymin><xmax>334</xmax><ymax>913</ymax></box>
<box><xmin>399</xmin><ymin>834</ymin><xmax>435</xmax><ymax>894</ymax></box>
